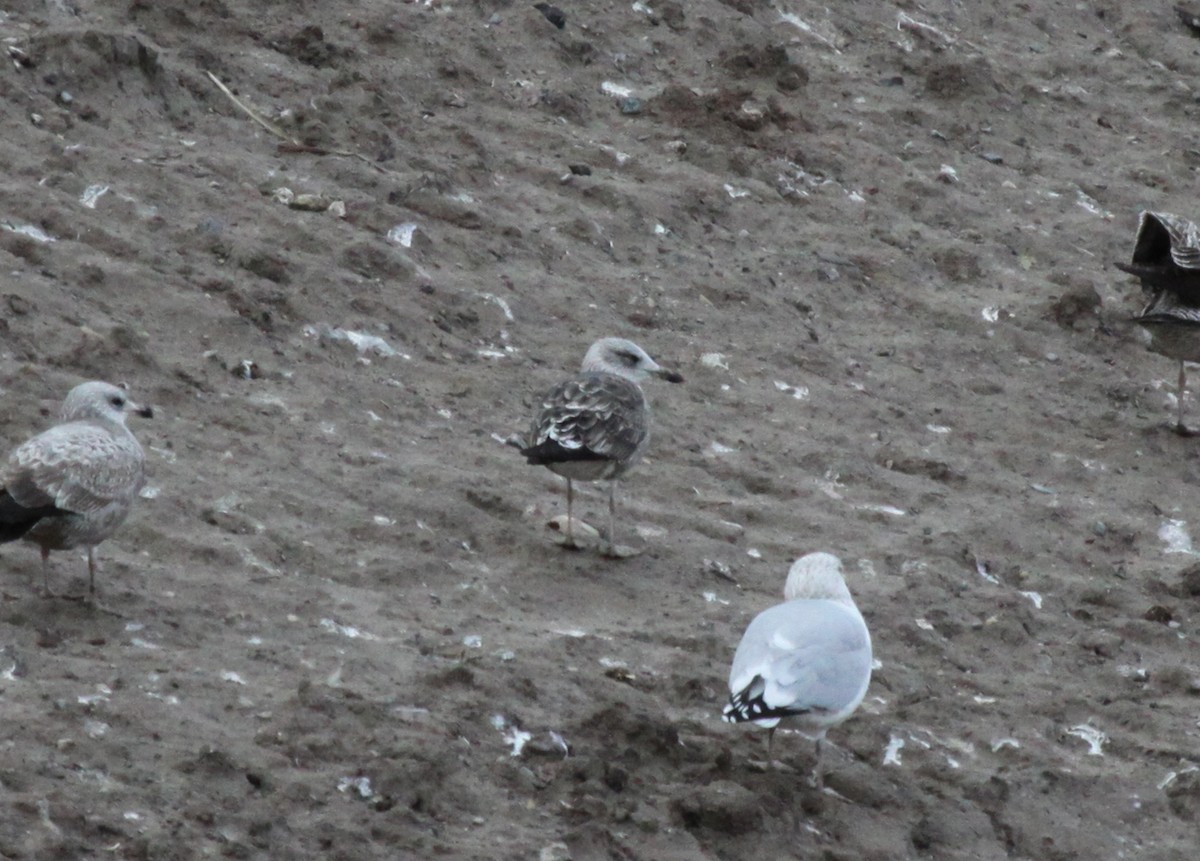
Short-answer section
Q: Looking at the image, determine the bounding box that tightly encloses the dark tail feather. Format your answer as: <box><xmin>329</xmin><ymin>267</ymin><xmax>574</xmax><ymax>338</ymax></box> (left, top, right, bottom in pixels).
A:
<box><xmin>723</xmin><ymin>676</ymin><xmax>816</xmax><ymax>724</ymax></box>
<box><xmin>1116</xmin><ymin>261</ymin><xmax>1200</xmax><ymax>300</ymax></box>
<box><xmin>519</xmin><ymin>439</ymin><xmax>607</xmax><ymax>466</ymax></box>
<box><xmin>0</xmin><ymin>490</ymin><xmax>61</xmax><ymax>542</ymax></box>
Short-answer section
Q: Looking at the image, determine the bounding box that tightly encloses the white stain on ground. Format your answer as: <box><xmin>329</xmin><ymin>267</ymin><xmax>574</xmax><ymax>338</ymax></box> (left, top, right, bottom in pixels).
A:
<box><xmin>883</xmin><ymin>735</ymin><xmax>905</xmax><ymax>766</ymax></box>
<box><xmin>773</xmin><ymin>380</ymin><xmax>810</xmax><ymax>399</ymax></box>
<box><xmin>491</xmin><ymin>714</ymin><xmax>531</xmax><ymax>756</ymax></box>
<box><xmin>1066</xmin><ymin>723</ymin><xmax>1107</xmax><ymax>756</ymax></box>
<box><xmin>387</xmin><ymin>222</ymin><xmax>418</xmax><ymax>247</ymax></box>
<box><xmin>337</xmin><ymin>776</ymin><xmax>375</xmax><ymax>799</ymax></box>
<box><xmin>80</xmin><ymin>184</ymin><xmax>110</xmax><ymax>208</ymax></box>
<box><xmin>478</xmin><ymin>292</ymin><xmax>514</xmax><ymax>321</ymax></box>
<box><xmin>319</xmin><ymin>618</ymin><xmax>379</xmax><ymax>641</ymax></box>
<box><xmin>1159</xmin><ymin>519</ymin><xmax>1195</xmax><ymax>555</ymax></box>
<box><xmin>1</xmin><ymin>222</ymin><xmax>56</xmax><ymax>242</ymax></box>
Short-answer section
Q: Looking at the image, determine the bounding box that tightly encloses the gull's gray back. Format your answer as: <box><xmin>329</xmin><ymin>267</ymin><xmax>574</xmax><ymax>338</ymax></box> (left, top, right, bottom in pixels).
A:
<box><xmin>729</xmin><ymin>598</ymin><xmax>872</xmax><ymax>729</ymax></box>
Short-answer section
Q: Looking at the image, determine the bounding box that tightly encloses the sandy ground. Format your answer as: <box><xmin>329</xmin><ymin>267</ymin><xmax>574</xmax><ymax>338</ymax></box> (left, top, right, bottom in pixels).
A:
<box><xmin>3</xmin><ymin>0</ymin><xmax>1200</xmax><ymax>858</ymax></box>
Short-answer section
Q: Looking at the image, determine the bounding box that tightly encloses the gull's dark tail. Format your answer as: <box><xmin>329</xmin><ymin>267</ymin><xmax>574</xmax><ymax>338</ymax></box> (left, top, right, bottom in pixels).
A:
<box><xmin>723</xmin><ymin>675</ymin><xmax>815</xmax><ymax>724</ymax></box>
<box><xmin>0</xmin><ymin>490</ymin><xmax>61</xmax><ymax>542</ymax></box>
<box><xmin>1116</xmin><ymin>261</ymin><xmax>1200</xmax><ymax>300</ymax></box>
<box><xmin>519</xmin><ymin>439</ymin><xmax>606</xmax><ymax>466</ymax></box>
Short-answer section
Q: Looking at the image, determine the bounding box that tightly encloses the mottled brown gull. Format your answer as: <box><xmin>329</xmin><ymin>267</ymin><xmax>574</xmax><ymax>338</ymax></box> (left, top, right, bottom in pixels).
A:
<box><xmin>1115</xmin><ymin>210</ymin><xmax>1200</xmax><ymax>434</ymax></box>
<box><xmin>724</xmin><ymin>552</ymin><xmax>872</xmax><ymax>786</ymax></box>
<box><xmin>0</xmin><ymin>381</ymin><xmax>153</xmax><ymax>599</ymax></box>
<box><xmin>519</xmin><ymin>337</ymin><xmax>682</xmax><ymax>557</ymax></box>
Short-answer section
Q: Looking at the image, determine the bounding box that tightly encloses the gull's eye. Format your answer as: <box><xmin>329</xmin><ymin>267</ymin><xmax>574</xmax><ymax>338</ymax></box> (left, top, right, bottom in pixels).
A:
<box><xmin>616</xmin><ymin>350</ymin><xmax>639</xmax><ymax>365</ymax></box>
<box><xmin>109</xmin><ymin>395</ymin><xmax>126</xmax><ymax>408</ymax></box>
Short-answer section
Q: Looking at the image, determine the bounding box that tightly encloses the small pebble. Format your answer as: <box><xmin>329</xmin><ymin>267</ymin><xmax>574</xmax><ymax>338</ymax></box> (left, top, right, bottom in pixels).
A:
<box><xmin>620</xmin><ymin>97</ymin><xmax>643</xmax><ymax>115</ymax></box>
<box><xmin>539</xmin><ymin>842</ymin><xmax>570</xmax><ymax>861</ymax></box>
<box><xmin>233</xmin><ymin>360</ymin><xmax>260</xmax><ymax>380</ymax></box>
<box><xmin>937</xmin><ymin>164</ymin><xmax>959</xmax><ymax>184</ymax></box>
<box><xmin>290</xmin><ymin>193</ymin><xmax>332</xmax><ymax>212</ymax></box>
<box><xmin>1144</xmin><ymin>605</ymin><xmax>1174</xmax><ymax>625</ymax></box>
<box><xmin>703</xmin><ymin>558</ymin><xmax>737</xmax><ymax>583</ymax></box>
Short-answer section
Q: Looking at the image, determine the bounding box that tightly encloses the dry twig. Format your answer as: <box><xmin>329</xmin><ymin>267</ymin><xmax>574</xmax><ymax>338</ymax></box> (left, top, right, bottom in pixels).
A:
<box><xmin>205</xmin><ymin>71</ymin><xmax>299</xmax><ymax>145</ymax></box>
<box><xmin>205</xmin><ymin>70</ymin><xmax>393</xmax><ymax>175</ymax></box>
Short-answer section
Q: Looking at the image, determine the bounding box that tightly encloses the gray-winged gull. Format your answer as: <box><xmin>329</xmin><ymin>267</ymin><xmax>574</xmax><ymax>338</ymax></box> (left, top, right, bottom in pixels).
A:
<box><xmin>723</xmin><ymin>552</ymin><xmax>872</xmax><ymax>786</ymax></box>
<box><xmin>0</xmin><ymin>381</ymin><xmax>153</xmax><ymax>599</ymax></box>
<box><xmin>520</xmin><ymin>337</ymin><xmax>683</xmax><ymax>556</ymax></box>
<box><xmin>1115</xmin><ymin>210</ymin><xmax>1200</xmax><ymax>434</ymax></box>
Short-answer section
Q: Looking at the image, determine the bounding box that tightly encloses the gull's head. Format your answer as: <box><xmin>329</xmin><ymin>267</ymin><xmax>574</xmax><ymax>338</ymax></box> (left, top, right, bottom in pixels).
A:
<box><xmin>61</xmin><ymin>381</ymin><xmax>155</xmax><ymax>425</ymax></box>
<box><xmin>580</xmin><ymin>337</ymin><xmax>685</xmax><ymax>384</ymax></box>
<box><xmin>783</xmin><ymin>552</ymin><xmax>854</xmax><ymax>604</ymax></box>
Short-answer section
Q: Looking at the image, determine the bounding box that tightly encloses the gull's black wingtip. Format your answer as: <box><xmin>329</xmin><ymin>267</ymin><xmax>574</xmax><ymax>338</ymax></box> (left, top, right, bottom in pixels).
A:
<box><xmin>520</xmin><ymin>440</ymin><xmax>609</xmax><ymax>466</ymax></box>
<box><xmin>0</xmin><ymin>490</ymin><xmax>62</xmax><ymax>543</ymax></box>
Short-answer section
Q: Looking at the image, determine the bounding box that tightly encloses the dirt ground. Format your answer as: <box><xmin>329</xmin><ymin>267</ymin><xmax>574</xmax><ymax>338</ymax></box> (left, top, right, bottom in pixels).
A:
<box><xmin>3</xmin><ymin>0</ymin><xmax>1200</xmax><ymax>858</ymax></box>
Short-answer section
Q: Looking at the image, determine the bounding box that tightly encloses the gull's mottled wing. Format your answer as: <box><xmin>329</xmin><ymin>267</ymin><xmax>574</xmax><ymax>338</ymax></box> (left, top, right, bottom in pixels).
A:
<box><xmin>725</xmin><ymin>599</ymin><xmax>872</xmax><ymax>725</ymax></box>
<box><xmin>1133</xmin><ymin>211</ymin><xmax>1200</xmax><ymax>271</ymax></box>
<box><xmin>2</xmin><ymin>421</ymin><xmax>146</xmax><ymax>515</ymax></box>
<box><xmin>1120</xmin><ymin>212</ymin><xmax>1200</xmax><ymax>303</ymax></box>
<box><xmin>522</xmin><ymin>372</ymin><xmax>647</xmax><ymax>465</ymax></box>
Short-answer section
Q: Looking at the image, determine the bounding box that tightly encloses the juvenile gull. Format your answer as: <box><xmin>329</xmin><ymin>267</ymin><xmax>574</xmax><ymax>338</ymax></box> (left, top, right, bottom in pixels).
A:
<box><xmin>0</xmin><ymin>381</ymin><xmax>153</xmax><ymax>599</ymax></box>
<box><xmin>723</xmin><ymin>552</ymin><xmax>872</xmax><ymax>786</ymax></box>
<box><xmin>1115</xmin><ymin>210</ymin><xmax>1200</xmax><ymax>434</ymax></box>
<box><xmin>520</xmin><ymin>337</ymin><xmax>683</xmax><ymax>556</ymax></box>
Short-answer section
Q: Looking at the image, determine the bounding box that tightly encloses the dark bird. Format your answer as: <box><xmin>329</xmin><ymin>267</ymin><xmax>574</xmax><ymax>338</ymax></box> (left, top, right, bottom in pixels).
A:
<box><xmin>1115</xmin><ymin>210</ymin><xmax>1200</xmax><ymax>434</ymax></box>
<box><xmin>520</xmin><ymin>337</ymin><xmax>682</xmax><ymax>556</ymax></box>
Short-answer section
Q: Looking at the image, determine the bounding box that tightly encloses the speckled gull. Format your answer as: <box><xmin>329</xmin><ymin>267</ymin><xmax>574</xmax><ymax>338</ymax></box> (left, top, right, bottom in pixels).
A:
<box><xmin>0</xmin><ymin>381</ymin><xmax>153</xmax><ymax>599</ymax></box>
<box><xmin>519</xmin><ymin>337</ymin><xmax>683</xmax><ymax>556</ymax></box>
<box><xmin>1115</xmin><ymin>211</ymin><xmax>1200</xmax><ymax>434</ymax></box>
<box><xmin>723</xmin><ymin>552</ymin><xmax>872</xmax><ymax>785</ymax></box>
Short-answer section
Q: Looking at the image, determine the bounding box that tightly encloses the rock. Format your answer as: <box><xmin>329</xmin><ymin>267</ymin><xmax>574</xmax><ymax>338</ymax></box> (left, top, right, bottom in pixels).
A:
<box><xmin>659</xmin><ymin>1</ymin><xmax>685</xmax><ymax>30</ymax></box>
<box><xmin>533</xmin><ymin>3</ymin><xmax>566</xmax><ymax>29</ymax></box>
<box><xmin>1166</xmin><ymin>768</ymin><xmax>1200</xmax><ymax>817</ymax></box>
<box><xmin>672</xmin><ymin>780</ymin><xmax>761</xmax><ymax>834</ymax></box>
<box><xmin>1077</xmin><ymin>630</ymin><xmax>1123</xmax><ymax>658</ymax></box>
<box><xmin>1143</xmin><ymin>605</ymin><xmax>1174</xmax><ymax>624</ymax></box>
<box><xmin>401</xmin><ymin>190</ymin><xmax>484</xmax><ymax>230</ymax></box>
<box><xmin>539</xmin><ymin>842</ymin><xmax>571</xmax><ymax>861</ymax></box>
<box><xmin>733</xmin><ymin>101</ymin><xmax>766</xmax><ymax>131</ymax></box>
<box><xmin>288</xmin><ymin>193</ymin><xmax>333</xmax><ymax>212</ymax></box>
<box><xmin>1180</xmin><ymin>562</ymin><xmax>1200</xmax><ymax>596</ymax></box>
<box><xmin>1046</xmin><ymin>280</ymin><xmax>1101</xmax><ymax>330</ymax></box>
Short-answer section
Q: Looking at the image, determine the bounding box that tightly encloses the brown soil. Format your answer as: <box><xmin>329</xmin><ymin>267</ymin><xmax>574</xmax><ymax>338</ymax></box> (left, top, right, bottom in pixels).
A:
<box><xmin>1</xmin><ymin>1</ymin><xmax>1199</xmax><ymax>859</ymax></box>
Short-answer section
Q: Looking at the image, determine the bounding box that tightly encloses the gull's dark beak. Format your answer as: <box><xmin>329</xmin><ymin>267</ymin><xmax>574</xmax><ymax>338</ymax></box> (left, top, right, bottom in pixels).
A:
<box><xmin>133</xmin><ymin>403</ymin><xmax>154</xmax><ymax>419</ymax></box>
<box><xmin>657</xmin><ymin>368</ymin><xmax>685</xmax><ymax>384</ymax></box>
